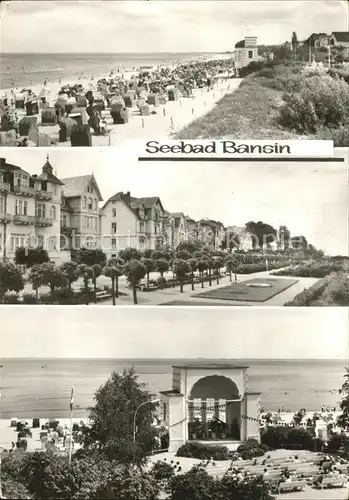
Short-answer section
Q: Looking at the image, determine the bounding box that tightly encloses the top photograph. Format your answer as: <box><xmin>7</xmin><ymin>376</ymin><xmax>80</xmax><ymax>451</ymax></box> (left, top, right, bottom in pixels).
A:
<box><xmin>0</xmin><ymin>0</ymin><xmax>348</xmax><ymax>147</ymax></box>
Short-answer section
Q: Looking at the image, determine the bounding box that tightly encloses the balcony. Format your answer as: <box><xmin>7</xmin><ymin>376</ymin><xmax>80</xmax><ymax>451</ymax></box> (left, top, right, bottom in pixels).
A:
<box><xmin>13</xmin><ymin>214</ymin><xmax>36</xmax><ymax>225</ymax></box>
<box><xmin>0</xmin><ymin>213</ymin><xmax>12</xmax><ymax>223</ymax></box>
<box><xmin>0</xmin><ymin>181</ymin><xmax>10</xmax><ymax>193</ymax></box>
<box><xmin>35</xmin><ymin>217</ymin><xmax>53</xmax><ymax>227</ymax></box>
<box><xmin>13</xmin><ymin>185</ymin><xmax>36</xmax><ymax>197</ymax></box>
<box><xmin>61</xmin><ymin>224</ymin><xmax>78</xmax><ymax>235</ymax></box>
<box><xmin>35</xmin><ymin>189</ymin><xmax>53</xmax><ymax>200</ymax></box>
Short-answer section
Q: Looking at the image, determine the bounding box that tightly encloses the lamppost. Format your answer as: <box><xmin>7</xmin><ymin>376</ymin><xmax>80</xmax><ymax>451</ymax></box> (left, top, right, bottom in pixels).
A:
<box><xmin>133</xmin><ymin>399</ymin><xmax>160</xmax><ymax>443</ymax></box>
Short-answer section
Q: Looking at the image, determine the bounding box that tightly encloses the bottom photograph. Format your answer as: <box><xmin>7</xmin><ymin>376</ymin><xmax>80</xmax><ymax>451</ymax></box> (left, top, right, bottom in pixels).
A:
<box><xmin>0</xmin><ymin>307</ymin><xmax>348</xmax><ymax>500</ymax></box>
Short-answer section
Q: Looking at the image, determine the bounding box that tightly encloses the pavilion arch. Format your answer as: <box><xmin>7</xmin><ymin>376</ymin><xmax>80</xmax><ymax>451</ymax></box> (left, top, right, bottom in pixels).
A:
<box><xmin>189</xmin><ymin>375</ymin><xmax>240</xmax><ymax>400</ymax></box>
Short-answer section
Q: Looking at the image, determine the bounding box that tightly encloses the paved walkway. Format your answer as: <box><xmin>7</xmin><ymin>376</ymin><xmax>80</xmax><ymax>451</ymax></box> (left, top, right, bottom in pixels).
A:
<box><xmin>21</xmin><ymin>269</ymin><xmax>318</xmax><ymax>306</ymax></box>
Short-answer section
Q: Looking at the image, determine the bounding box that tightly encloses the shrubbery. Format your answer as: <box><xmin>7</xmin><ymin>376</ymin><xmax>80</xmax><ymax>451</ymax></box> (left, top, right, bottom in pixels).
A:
<box><xmin>272</xmin><ymin>262</ymin><xmax>342</xmax><ymax>278</ymax></box>
<box><xmin>236</xmin><ymin>439</ymin><xmax>268</xmax><ymax>459</ymax></box>
<box><xmin>261</xmin><ymin>426</ymin><xmax>314</xmax><ymax>451</ymax></box>
<box><xmin>237</xmin><ymin>261</ymin><xmax>287</xmax><ymax>274</ymax></box>
<box><xmin>284</xmin><ymin>278</ymin><xmax>327</xmax><ymax>306</ymax></box>
<box><xmin>176</xmin><ymin>441</ymin><xmax>229</xmax><ymax>461</ymax></box>
<box><xmin>285</xmin><ymin>272</ymin><xmax>349</xmax><ymax>306</ymax></box>
<box><xmin>279</xmin><ymin>74</ymin><xmax>349</xmax><ymax>134</ymax></box>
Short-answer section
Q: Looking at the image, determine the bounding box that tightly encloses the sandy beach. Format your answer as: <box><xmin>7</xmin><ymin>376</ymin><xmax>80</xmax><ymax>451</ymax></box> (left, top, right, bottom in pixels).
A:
<box><xmin>0</xmin><ymin>54</ymin><xmax>240</xmax><ymax>145</ymax></box>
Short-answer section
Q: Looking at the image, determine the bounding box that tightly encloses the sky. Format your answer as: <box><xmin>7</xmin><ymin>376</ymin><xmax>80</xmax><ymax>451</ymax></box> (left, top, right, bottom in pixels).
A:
<box><xmin>2</xmin><ymin>148</ymin><xmax>348</xmax><ymax>255</ymax></box>
<box><xmin>1</xmin><ymin>0</ymin><xmax>348</xmax><ymax>53</ymax></box>
<box><xmin>0</xmin><ymin>307</ymin><xmax>347</xmax><ymax>359</ymax></box>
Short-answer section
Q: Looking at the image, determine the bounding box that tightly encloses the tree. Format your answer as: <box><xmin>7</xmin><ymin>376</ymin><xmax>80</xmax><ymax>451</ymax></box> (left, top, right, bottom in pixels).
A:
<box><xmin>291</xmin><ymin>31</ymin><xmax>299</xmax><ymax>58</ymax></box>
<box><xmin>76</xmin><ymin>368</ymin><xmax>160</xmax><ymax>463</ymax></box>
<box><xmin>142</xmin><ymin>257</ymin><xmax>155</xmax><ymax>289</ymax></box>
<box><xmin>337</xmin><ymin>368</ymin><xmax>349</xmax><ymax>430</ymax></box>
<box><xmin>189</xmin><ymin>258</ymin><xmax>198</xmax><ymax>291</ymax></box>
<box><xmin>213</xmin><ymin>258</ymin><xmax>224</xmax><ymax>285</ymax></box>
<box><xmin>78</xmin><ymin>264</ymin><xmax>94</xmax><ymax>305</ymax></box>
<box><xmin>30</xmin><ymin>262</ymin><xmax>68</xmax><ymax>295</ymax></box>
<box><xmin>73</xmin><ymin>248</ymin><xmax>106</xmax><ymax>267</ymax></box>
<box><xmin>15</xmin><ymin>246</ymin><xmax>49</xmax><ymax>268</ymax></box>
<box><xmin>119</xmin><ymin>248</ymin><xmax>142</xmax><ymax>262</ymax></box>
<box><xmin>125</xmin><ymin>259</ymin><xmax>146</xmax><ymax>304</ymax></box>
<box><xmin>290</xmin><ymin>235</ymin><xmax>308</xmax><ymax>252</ymax></box>
<box><xmin>103</xmin><ymin>258</ymin><xmax>125</xmax><ymax>305</ymax></box>
<box><xmin>0</xmin><ymin>261</ymin><xmax>24</xmax><ymax>303</ymax></box>
<box><xmin>277</xmin><ymin>226</ymin><xmax>291</xmax><ymax>251</ymax></box>
<box><xmin>172</xmin><ymin>258</ymin><xmax>191</xmax><ymax>293</ymax></box>
<box><xmin>225</xmin><ymin>257</ymin><xmax>237</xmax><ymax>283</ymax></box>
<box><xmin>156</xmin><ymin>258</ymin><xmax>169</xmax><ymax>277</ymax></box>
<box><xmin>206</xmin><ymin>257</ymin><xmax>214</xmax><ymax>286</ymax></box>
<box><xmin>175</xmin><ymin>249</ymin><xmax>191</xmax><ymax>261</ymax></box>
<box><xmin>197</xmin><ymin>258</ymin><xmax>208</xmax><ymax>288</ymax></box>
<box><xmin>59</xmin><ymin>261</ymin><xmax>80</xmax><ymax>292</ymax></box>
<box><xmin>91</xmin><ymin>264</ymin><xmax>102</xmax><ymax>303</ymax></box>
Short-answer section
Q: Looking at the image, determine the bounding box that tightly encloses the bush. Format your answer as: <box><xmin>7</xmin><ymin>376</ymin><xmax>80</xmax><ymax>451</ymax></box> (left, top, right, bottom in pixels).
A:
<box><xmin>261</xmin><ymin>426</ymin><xmax>314</xmax><ymax>451</ymax></box>
<box><xmin>176</xmin><ymin>441</ymin><xmax>229</xmax><ymax>460</ymax></box>
<box><xmin>151</xmin><ymin>461</ymin><xmax>175</xmax><ymax>482</ymax></box>
<box><xmin>284</xmin><ymin>278</ymin><xmax>327</xmax><ymax>306</ymax></box>
<box><xmin>327</xmin><ymin>433</ymin><xmax>343</xmax><ymax>452</ymax></box>
<box><xmin>22</xmin><ymin>293</ymin><xmax>39</xmax><ymax>304</ymax></box>
<box><xmin>317</xmin><ymin>272</ymin><xmax>349</xmax><ymax>306</ymax></box>
<box><xmin>3</xmin><ymin>293</ymin><xmax>20</xmax><ymax>304</ymax></box>
<box><xmin>237</xmin><ymin>439</ymin><xmax>267</xmax><ymax>460</ymax></box>
<box><xmin>279</xmin><ymin>75</ymin><xmax>349</xmax><ymax>134</ymax></box>
<box><xmin>272</xmin><ymin>262</ymin><xmax>342</xmax><ymax>278</ymax></box>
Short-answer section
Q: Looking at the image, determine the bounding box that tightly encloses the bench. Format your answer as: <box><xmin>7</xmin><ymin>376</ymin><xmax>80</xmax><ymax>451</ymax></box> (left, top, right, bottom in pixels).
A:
<box><xmin>278</xmin><ymin>480</ymin><xmax>306</xmax><ymax>493</ymax></box>
<box><xmin>321</xmin><ymin>476</ymin><xmax>347</xmax><ymax>489</ymax></box>
<box><xmin>335</xmin><ymin>464</ymin><xmax>349</xmax><ymax>472</ymax></box>
<box><xmin>95</xmin><ymin>291</ymin><xmax>111</xmax><ymax>301</ymax></box>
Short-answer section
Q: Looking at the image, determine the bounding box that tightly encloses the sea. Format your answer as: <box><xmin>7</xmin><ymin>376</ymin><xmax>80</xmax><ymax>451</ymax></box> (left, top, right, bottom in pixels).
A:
<box><xmin>0</xmin><ymin>52</ymin><xmax>224</xmax><ymax>89</ymax></box>
<box><xmin>0</xmin><ymin>358</ymin><xmax>346</xmax><ymax>419</ymax></box>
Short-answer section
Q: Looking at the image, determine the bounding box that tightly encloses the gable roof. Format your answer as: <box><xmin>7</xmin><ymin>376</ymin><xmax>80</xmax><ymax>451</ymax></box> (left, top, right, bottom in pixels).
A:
<box><xmin>103</xmin><ymin>192</ymin><xmax>164</xmax><ymax>215</ymax></box>
<box><xmin>331</xmin><ymin>31</ymin><xmax>349</xmax><ymax>42</ymax></box>
<box><xmin>60</xmin><ymin>174</ymin><xmax>103</xmax><ymax>201</ymax></box>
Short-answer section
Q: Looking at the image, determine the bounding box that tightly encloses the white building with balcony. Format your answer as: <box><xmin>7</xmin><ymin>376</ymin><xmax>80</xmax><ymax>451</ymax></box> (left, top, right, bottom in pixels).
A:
<box><xmin>101</xmin><ymin>191</ymin><xmax>166</xmax><ymax>258</ymax></box>
<box><xmin>0</xmin><ymin>157</ymin><xmax>68</xmax><ymax>264</ymax></box>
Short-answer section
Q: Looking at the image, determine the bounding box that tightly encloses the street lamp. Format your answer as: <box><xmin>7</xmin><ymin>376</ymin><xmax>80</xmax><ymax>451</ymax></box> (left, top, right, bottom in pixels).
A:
<box><xmin>133</xmin><ymin>399</ymin><xmax>160</xmax><ymax>443</ymax></box>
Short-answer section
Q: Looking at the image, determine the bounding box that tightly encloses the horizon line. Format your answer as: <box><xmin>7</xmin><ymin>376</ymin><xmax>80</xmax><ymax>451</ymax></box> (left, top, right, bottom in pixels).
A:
<box><xmin>1</xmin><ymin>357</ymin><xmax>347</xmax><ymax>361</ymax></box>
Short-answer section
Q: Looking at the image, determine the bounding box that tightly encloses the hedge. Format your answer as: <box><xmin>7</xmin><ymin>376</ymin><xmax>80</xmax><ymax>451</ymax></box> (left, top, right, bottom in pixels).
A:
<box><xmin>176</xmin><ymin>441</ymin><xmax>229</xmax><ymax>461</ymax></box>
<box><xmin>284</xmin><ymin>278</ymin><xmax>327</xmax><ymax>306</ymax></box>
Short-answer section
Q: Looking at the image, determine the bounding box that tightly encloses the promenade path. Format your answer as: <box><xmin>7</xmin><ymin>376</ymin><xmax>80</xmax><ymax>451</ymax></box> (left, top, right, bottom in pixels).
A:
<box><xmin>20</xmin><ymin>268</ymin><xmax>318</xmax><ymax>306</ymax></box>
<box><xmin>38</xmin><ymin>78</ymin><xmax>242</xmax><ymax>144</ymax></box>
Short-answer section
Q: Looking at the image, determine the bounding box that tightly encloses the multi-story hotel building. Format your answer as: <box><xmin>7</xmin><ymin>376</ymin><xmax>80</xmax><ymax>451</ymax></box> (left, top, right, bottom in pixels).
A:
<box><xmin>101</xmin><ymin>191</ymin><xmax>167</xmax><ymax>258</ymax></box>
<box><xmin>60</xmin><ymin>174</ymin><xmax>103</xmax><ymax>251</ymax></box>
<box><xmin>0</xmin><ymin>157</ymin><xmax>67</xmax><ymax>263</ymax></box>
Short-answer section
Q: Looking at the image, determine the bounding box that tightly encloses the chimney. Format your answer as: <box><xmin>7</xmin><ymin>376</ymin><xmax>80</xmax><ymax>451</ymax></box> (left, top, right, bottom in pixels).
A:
<box><xmin>126</xmin><ymin>191</ymin><xmax>130</xmax><ymax>196</ymax></box>
<box><xmin>0</xmin><ymin>158</ymin><xmax>6</xmax><ymax>167</ymax></box>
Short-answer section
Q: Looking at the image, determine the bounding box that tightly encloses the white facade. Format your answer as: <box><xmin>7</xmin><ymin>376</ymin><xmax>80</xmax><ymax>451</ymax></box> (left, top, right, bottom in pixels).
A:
<box><xmin>234</xmin><ymin>36</ymin><xmax>260</xmax><ymax>69</ymax></box>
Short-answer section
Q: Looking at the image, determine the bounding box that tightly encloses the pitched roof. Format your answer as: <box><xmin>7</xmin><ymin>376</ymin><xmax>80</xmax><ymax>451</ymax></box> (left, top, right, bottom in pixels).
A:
<box><xmin>103</xmin><ymin>192</ymin><xmax>164</xmax><ymax>215</ymax></box>
<box><xmin>331</xmin><ymin>31</ymin><xmax>349</xmax><ymax>42</ymax></box>
<box><xmin>37</xmin><ymin>160</ymin><xmax>64</xmax><ymax>185</ymax></box>
<box><xmin>60</xmin><ymin>174</ymin><xmax>103</xmax><ymax>200</ymax></box>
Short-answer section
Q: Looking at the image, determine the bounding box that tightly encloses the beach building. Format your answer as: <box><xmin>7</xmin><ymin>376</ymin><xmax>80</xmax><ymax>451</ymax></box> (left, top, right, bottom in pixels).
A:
<box><xmin>60</xmin><ymin>174</ymin><xmax>103</xmax><ymax>251</ymax></box>
<box><xmin>329</xmin><ymin>31</ymin><xmax>349</xmax><ymax>55</ymax></box>
<box><xmin>101</xmin><ymin>192</ymin><xmax>167</xmax><ymax>258</ymax></box>
<box><xmin>197</xmin><ymin>219</ymin><xmax>225</xmax><ymax>249</ymax></box>
<box><xmin>233</xmin><ymin>36</ymin><xmax>260</xmax><ymax>69</ymax></box>
<box><xmin>0</xmin><ymin>157</ymin><xmax>68</xmax><ymax>264</ymax></box>
<box><xmin>160</xmin><ymin>364</ymin><xmax>261</xmax><ymax>452</ymax></box>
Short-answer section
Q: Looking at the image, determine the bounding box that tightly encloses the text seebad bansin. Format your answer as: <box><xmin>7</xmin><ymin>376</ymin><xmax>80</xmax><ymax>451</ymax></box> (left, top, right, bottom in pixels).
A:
<box><xmin>145</xmin><ymin>141</ymin><xmax>291</xmax><ymax>155</ymax></box>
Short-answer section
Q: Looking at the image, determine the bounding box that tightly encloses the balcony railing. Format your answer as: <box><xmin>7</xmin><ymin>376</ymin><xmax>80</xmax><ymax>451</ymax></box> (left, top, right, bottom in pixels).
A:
<box><xmin>13</xmin><ymin>185</ymin><xmax>36</xmax><ymax>197</ymax></box>
<box><xmin>35</xmin><ymin>189</ymin><xmax>53</xmax><ymax>200</ymax></box>
<box><xmin>0</xmin><ymin>181</ymin><xmax>10</xmax><ymax>193</ymax></box>
<box><xmin>0</xmin><ymin>213</ymin><xmax>12</xmax><ymax>223</ymax></box>
<box><xmin>35</xmin><ymin>217</ymin><xmax>53</xmax><ymax>227</ymax></box>
<box><xmin>13</xmin><ymin>214</ymin><xmax>36</xmax><ymax>225</ymax></box>
<box><xmin>61</xmin><ymin>224</ymin><xmax>78</xmax><ymax>235</ymax></box>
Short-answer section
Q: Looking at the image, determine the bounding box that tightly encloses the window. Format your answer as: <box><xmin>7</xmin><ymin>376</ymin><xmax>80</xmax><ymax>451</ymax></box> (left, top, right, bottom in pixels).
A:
<box><xmin>37</xmin><ymin>235</ymin><xmax>44</xmax><ymax>248</ymax></box>
<box><xmin>35</xmin><ymin>203</ymin><xmax>46</xmax><ymax>218</ymax></box>
<box><xmin>61</xmin><ymin>214</ymin><xmax>67</xmax><ymax>227</ymax></box>
<box><xmin>111</xmin><ymin>222</ymin><xmax>117</xmax><ymax>233</ymax></box>
<box><xmin>139</xmin><ymin>222</ymin><xmax>144</xmax><ymax>233</ymax></box>
<box><xmin>112</xmin><ymin>208</ymin><xmax>117</xmax><ymax>217</ymax></box>
<box><xmin>49</xmin><ymin>237</ymin><xmax>57</xmax><ymax>251</ymax></box>
<box><xmin>111</xmin><ymin>238</ymin><xmax>117</xmax><ymax>249</ymax></box>
<box><xmin>82</xmin><ymin>197</ymin><xmax>86</xmax><ymax>208</ymax></box>
<box><xmin>53</xmin><ymin>185</ymin><xmax>57</xmax><ymax>195</ymax></box>
<box><xmin>248</xmin><ymin>50</ymin><xmax>253</xmax><ymax>59</ymax></box>
<box><xmin>88</xmin><ymin>197</ymin><xmax>93</xmax><ymax>210</ymax></box>
<box><xmin>0</xmin><ymin>233</ymin><xmax>2</xmax><ymax>251</ymax></box>
<box><xmin>154</xmin><ymin>225</ymin><xmax>157</xmax><ymax>234</ymax></box>
<box><xmin>87</xmin><ymin>185</ymin><xmax>94</xmax><ymax>193</ymax></box>
<box><xmin>0</xmin><ymin>196</ymin><xmax>4</xmax><ymax>213</ymax></box>
<box><xmin>50</xmin><ymin>205</ymin><xmax>56</xmax><ymax>220</ymax></box>
<box><xmin>155</xmin><ymin>212</ymin><xmax>159</xmax><ymax>220</ymax></box>
<box><xmin>111</xmin><ymin>254</ymin><xmax>117</xmax><ymax>258</ymax></box>
<box><xmin>11</xmin><ymin>234</ymin><xmax>27</xmax><ymax>251</ymax></box>
<box><xmin>112</xmin><ymin>200</ymin><xmax>116</xmax><ymax>204</ymax></box>
<box><xmin>15</xmin><ymin>199</ymin><xmax>28</xmax><ymax>216</ymax></box>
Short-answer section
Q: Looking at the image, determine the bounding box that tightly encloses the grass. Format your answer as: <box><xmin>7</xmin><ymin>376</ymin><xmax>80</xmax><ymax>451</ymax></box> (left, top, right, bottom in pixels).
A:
<box><xmin>192</xmin><ymin>278</ymin><xmax>298</xmax><ymax>302</ymax></box>
<box><xmin>174</xmin><ymin>77</ymin><xmax>304</xmax><ymax>140</ymax></box>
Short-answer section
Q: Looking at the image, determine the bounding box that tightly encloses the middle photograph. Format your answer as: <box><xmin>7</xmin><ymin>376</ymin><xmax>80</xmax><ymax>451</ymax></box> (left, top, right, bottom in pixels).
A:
<box><xmin>0</xmin><ymin>147</ymin><xmax>347</xmax><ymax>307</ymax></box>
